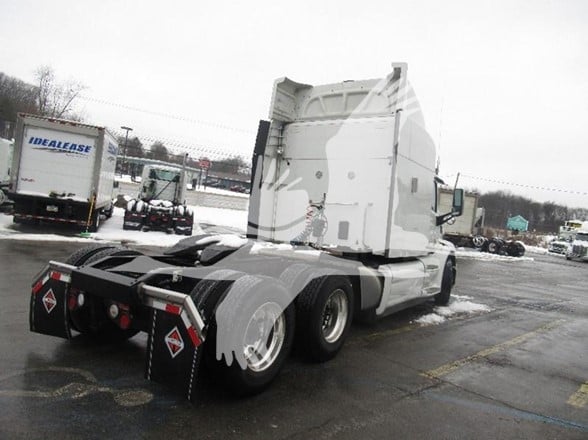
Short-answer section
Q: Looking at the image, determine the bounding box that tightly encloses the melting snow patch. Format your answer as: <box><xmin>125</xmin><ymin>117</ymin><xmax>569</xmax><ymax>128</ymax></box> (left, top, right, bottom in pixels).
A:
<box><xmin>455</xmin><ymin>249</ymin><xmax>534</xmax><ymax>262</ymax></box>
<box><xmin>195</xmin><ymin>234</ymin><xmax>249</xmax><ymax>248</ymax></box>
<box><xmin>414</xmin><ymin>297</ymin><xmax>492</xmax><ymax>326</ymax></box>
<box><xmin>0</xmin><ymin>205</ymin><xmax>247</xmax><ymax>248</ymax></box>
<box><xmin>524</xmin><ymin>245</ymin><xmax>549</xmax><ymax>255</ymax></box>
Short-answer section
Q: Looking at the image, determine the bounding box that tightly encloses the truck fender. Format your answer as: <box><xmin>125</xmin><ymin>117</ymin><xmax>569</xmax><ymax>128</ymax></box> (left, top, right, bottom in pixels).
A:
<box><xmin>356</xmin><ymin>266</ymin><xmax>384</xmax><ymax>311</ymax></box>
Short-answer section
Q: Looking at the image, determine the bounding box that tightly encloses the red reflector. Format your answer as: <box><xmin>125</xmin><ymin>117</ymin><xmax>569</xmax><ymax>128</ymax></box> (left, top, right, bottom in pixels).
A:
<box><xmin>67</xmin><ymin>294</ymin><xmax>77</xmax><ymax>311</ymax></box>
<box><xmin>119</xmin><ymin>313</ymin><xmax>131</xmax><ymax>330</ymax></box>
<box><xmin>50</xmin><ymin>271</ymin><xmax>61</xmax><ymax>281</ymax></box>
<box><xmin>32</xmin><ymin>280</ymin><xmax>44</xmax><ymax>295</ymax></box>
<box><xmin>187</xmin><ymin>326</ymin><xmax>202</xmax><ymax>347</ymax></box>
<box><xmin>165</xmin><ymin>304</ymin><xmax>181</xmax><ymax>315</ymax></box>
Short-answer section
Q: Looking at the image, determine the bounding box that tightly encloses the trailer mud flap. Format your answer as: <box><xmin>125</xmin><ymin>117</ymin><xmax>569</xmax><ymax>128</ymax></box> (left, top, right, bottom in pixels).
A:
<box><xmin>30</xmin><ymin>267</ymin><xmax>72</xmax><ymax>339</ymax></box>
<box><xmin>145</xmin><ymin>309</ymin><xmax>203</xmax><ymax>403</ymax></box>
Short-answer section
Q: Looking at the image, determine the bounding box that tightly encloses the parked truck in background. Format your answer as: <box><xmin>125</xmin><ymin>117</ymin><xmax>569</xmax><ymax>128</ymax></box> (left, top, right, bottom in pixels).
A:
<box><xmin>0</xmin><ymin>137</ymin><xmax>13</xmax><ymax>206</ymax></box>
<box><xmin>8</xmin><ymin>114</ymin><xmax>118</xmax><ymax>231</ymax></box>
<box><xmin>28</xmin><ymin>64</ymin><xmax>464</xmax><ymax>401</ymax></box>
<box><xmin>438</xmin><ymin>187</ymin><xmax>525</xmax><ymax>257</ymax></box>
<box><xmin>438</xmin><ymin>188</ymin><xmax>485</xmax><ymax>248</ymax></box>
<box><xmin>123</xmin><ymin>164</ymin><xmax>194</xmax><ymax>235</ymax></box>
<box><xmin>565</xmin><ymin>228</ymin><xmax>588</xmax><ymax>261</ymax></box>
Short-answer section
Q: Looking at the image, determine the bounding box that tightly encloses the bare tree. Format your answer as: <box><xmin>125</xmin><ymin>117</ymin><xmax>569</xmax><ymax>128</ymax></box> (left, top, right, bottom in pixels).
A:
<box><xmin>149</xmin><ymin>141</ymin><xmax>169</xmax><ymax>162</ymax></box>
<box><xmin>34</xmin><ymin>66</ymin><xmax>86</xmax><ymax>120</ymax></box>
<box><xmin>0</xmin><ymin>73</ymin><xmax>38</xmax><ymax>121</ymax></box>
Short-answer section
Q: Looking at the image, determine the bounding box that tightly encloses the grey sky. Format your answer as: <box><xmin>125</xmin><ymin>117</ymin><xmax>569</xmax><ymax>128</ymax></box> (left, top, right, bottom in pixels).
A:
<box><xmin>1</xmin><ymin>0</ymin><xmax>587</xmax><ymax>208</ymax></box>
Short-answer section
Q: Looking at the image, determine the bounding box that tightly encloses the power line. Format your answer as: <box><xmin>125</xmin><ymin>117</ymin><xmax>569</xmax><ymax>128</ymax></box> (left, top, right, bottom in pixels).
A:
<box><xmin>79</xmin><ymin>94</ymin><xmax>255</xmax><ymax>134</ymax></box>
<box><xmin>108</xmin><ymin>127</ymin><xmax>252</xmax><ymax>162</ymax></box>
<box><xmin>447</xmin><ymin>173</ymin><xmax>588</xmax><ymax>197</ymax></box>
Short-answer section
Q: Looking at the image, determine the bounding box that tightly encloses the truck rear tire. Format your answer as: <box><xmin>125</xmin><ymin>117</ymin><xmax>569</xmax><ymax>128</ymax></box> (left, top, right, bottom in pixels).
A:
<box><xmin>88</xmin><ymin>209</ymin><xmax>100</xmax><ymax>232</ymax></box>
<box><xmin>296</xmin><ymin>275</ymin><xmax>354</xmax><ymax>362</ymax></box>
<box><xmin>486</xmin><ymin>238</ymin><xmax>502</xmax><ymax>254</ymax></box>
<box><xmin>208</xmin><ymin>275</ymin><xmax>295</xmax><ymax>396</ymax></box>
<box><xmin>472</xmin><ymin>235</ymin><xmax>485</xmax><ymax>248</ymax></box>
<box><xmin>65</xmin><ymin>244</ymin><xmax>117</xmax><ymax>266</ymax></box>
<box><xmin>507</xmin><ymin>242</ymin><xmax>525</xmax><ymax>257</ymax></box>
<box><xmin>434</xmin><ymin>259</ymin><xmax>454</xmax><ymax>306</ymax></box>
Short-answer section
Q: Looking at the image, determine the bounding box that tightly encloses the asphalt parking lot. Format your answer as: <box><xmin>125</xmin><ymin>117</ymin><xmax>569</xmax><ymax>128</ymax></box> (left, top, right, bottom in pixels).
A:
<box><xmin>0</xmin><ymin>240</ymin><xmax>586</xmax><ymax>439</ymax></box>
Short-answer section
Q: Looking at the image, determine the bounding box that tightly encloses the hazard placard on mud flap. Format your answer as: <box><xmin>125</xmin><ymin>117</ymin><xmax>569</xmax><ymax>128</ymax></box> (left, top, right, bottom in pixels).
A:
<box><xmin>145</xmin><ymin>309</ymin><xmax>202</xmax><ymax>403</ymax></box>
<box><xmin>30</xmin><ymin>270</ymin><xmax>72</xmax><ymax>339</ymax></box>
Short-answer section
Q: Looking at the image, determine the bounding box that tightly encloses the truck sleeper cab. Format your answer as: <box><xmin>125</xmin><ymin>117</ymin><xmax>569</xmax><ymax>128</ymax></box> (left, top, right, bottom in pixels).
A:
<box><xmin>29</xmin><ymin>64</ymin><xmax>463</xmax><ymax>400</ymax></box>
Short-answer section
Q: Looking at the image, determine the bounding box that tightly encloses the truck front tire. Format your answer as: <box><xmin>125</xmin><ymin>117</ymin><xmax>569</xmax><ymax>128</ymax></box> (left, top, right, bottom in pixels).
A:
<box><xmin>434</xmin><ymin>259</ymin><xmax>454</xmax><ymax>306</ymax></box>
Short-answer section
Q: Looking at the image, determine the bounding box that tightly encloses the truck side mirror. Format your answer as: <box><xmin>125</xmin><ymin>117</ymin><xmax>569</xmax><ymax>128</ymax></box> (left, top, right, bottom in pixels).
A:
<box><xmin>436</xmin><ymin>188</ymin><xmax>464</xmax><ymax>226</ymax></box>
<box><xmin>452</xmin><ymin>188</ymin><xmax>464</xmax><ymax>216</ymax></box>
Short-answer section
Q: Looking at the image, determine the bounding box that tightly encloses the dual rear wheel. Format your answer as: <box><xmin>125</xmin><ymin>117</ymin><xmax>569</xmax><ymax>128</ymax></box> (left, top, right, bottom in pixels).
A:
<box><xmin>194</xmin><ymin>270</ymin><xmax>354</xmax><ymax>395</ymax></box>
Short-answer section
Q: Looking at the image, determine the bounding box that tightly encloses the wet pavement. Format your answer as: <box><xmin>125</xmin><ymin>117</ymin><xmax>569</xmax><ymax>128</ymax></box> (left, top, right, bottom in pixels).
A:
<box><xmin>0</xmin><ymin>240</ymin><xmax>587</xmax><ymax>439</ymax></box>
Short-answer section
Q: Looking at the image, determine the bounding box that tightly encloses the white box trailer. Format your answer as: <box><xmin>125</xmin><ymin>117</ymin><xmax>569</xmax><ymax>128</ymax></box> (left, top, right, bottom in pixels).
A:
<box><xmin>9</xmin><ymin>113</ymin><xmax>118</xmax><ymax>230</ymax></box>
<box><xmin>438</xmin><ymin>188</ymin><xmax>482</xmax><ymax>237</ymax></box>
<box><xmin>0</xmin><ymin>137</ymin><xmax>12</xmax><ymax>183</ymax></box>
<box><xmin>0</xmin><ymin>137</ymin><xmax>13</xmax><ymax>205</ymax></box>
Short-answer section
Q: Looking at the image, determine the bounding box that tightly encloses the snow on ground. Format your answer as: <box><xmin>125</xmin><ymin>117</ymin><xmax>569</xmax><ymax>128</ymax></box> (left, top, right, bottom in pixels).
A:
<box><xmin>455</xmin><ymin>248</ymin><xmax>534</xmax><ymax>262</ymax></box>
<box><xmin>116</xmin><ymin>174</ymin><xmax>249</xmax><ymax>199</ymax></box>
<box><xmin>524</xmin><ymin>245</ymin><xmax>550</xmax><ymax>255</ymax></box>
<box><xmin>0</xmin><ymin>205</ymin><xmax>248</xmax><ymax>247</ymax></box>
<box><xmin>414</xmin><ymin>294</ymin><xmax>492</xmax><ymax>326</ymax></box>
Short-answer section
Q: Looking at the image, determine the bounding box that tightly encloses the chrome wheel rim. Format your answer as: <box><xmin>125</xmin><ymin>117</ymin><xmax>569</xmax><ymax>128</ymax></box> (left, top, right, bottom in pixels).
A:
<box><xmin>321</xmin><ymin>289</ymin><xmax>348</xmax><ymax>344</ymax></box>
<box><xmin>242</xmin><ymin>302</ymin><xmax>285</xmax><ymax>372</ymax></box>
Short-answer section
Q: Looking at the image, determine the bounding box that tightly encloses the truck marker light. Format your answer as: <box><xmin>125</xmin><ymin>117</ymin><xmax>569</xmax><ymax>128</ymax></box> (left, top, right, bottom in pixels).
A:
<box><xmin>77</xmin><ymin>293</ymin><xmax>85</xmax><ymax>307</ymax></box>
<box><xmin>42</xmin><ymin>290</ymin><xmax>57</xmax><ymax>314</ymax></box>
<box><xmin>164</xmin><ymin>327</ymin><xmax>185</xmax><ymax>358</ymax></box>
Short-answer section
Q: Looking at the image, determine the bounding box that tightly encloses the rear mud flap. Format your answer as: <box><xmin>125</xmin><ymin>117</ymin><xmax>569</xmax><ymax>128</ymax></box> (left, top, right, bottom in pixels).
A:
<box><xmin>30</xmin><ymin>267</ymin><xmax>72</xmax><ymax>339</ymax></box>
<box><xmin>145</xmin><ymin>309</ymin><xmax>203</xmax><ymax>403</ymax></box>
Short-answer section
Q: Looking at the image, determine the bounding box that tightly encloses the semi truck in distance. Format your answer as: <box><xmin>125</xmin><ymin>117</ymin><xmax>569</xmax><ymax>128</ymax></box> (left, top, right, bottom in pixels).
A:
<box><xmin>29</xmin><ymin>64</ymin><xmax>464</xmax><ymax>401</ymax></box>
<box><xmin>123</xmin><ymin>164</ymin><xmax>194</xmax><ymax>235</ymax></box>
<box><xmin>8</xmin><ymin>113</ymin><xmax>118</xmax><ymax>231</ymax></box>
<box><xmin>439</xmin><ymin>188</ymin><xmax>525</xmax><ymax>257</ymax></box>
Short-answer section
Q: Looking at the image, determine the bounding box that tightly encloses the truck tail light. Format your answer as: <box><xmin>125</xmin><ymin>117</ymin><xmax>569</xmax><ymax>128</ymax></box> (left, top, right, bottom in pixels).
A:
<box><xmin>106</xmin><ymin>301</ymin><xmax>132</xmax><ymax>330</ymax></box>
<box><xmin>67</xmin><ymin>288</ymin><xmax>84</xmax><ymax>310</ymax></box>
<box><xmin>119</xmin><ymin>313</ymin><xmax>131</xmax><ymax>330</ymax></box>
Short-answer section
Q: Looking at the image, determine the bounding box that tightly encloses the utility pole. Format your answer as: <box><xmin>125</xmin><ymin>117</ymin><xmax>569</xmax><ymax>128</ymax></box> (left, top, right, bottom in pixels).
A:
<box><xmin>120</xmin><ymin>125</ymin><xmax>133</xmax><ymax>176</ymax></box>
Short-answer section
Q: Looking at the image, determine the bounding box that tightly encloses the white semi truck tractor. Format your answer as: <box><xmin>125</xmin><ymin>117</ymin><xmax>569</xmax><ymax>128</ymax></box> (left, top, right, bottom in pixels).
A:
<box><xmin>122</xmin><ymin>164</ymin><xmax>194</xmax><ymax>235</ymax></box>
<box><xmin>28</xmin><ymin>64</ymin><xmax>464</xmax><ymax>401</ymax></box>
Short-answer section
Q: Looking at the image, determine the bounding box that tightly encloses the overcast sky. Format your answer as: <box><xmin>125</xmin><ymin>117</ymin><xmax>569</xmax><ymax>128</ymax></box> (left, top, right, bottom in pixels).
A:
<box><xmin>1</xmin><ymin>0</ymin><xmax>587</xmax><ymax>208</ymax></box>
